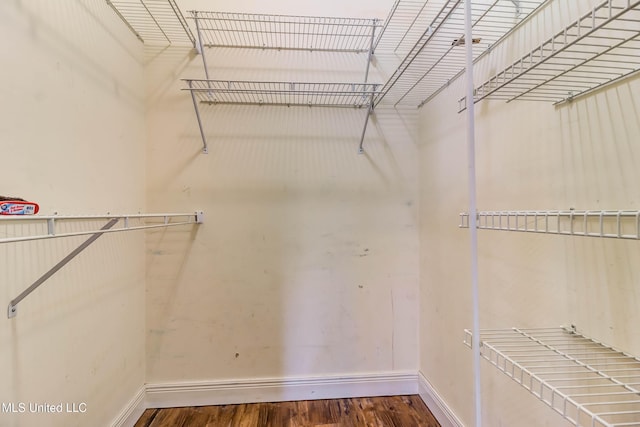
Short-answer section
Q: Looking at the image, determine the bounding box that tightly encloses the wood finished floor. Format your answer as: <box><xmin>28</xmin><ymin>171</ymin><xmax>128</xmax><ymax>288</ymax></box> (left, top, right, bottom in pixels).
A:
<box><xmin>134</xmin><ymin>395</ymin><xmax>441</xmax><ymax>427</ymax></box>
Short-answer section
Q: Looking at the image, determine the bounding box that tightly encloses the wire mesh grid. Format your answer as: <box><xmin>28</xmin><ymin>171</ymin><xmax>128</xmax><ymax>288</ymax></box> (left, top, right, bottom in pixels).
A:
<box><xmin>183</xmin><ymin>80</ymin><xmax>380</xmax><ymax>108</ymax></box>
<box><xmin>464</xmin><ymin>0</ymin><xmax>640</xmax><ymax>107</ymax></box>
<box><xmin>188</xmin><ymin>11</ymin><xmax>380</xmax><ymax>52</ymax></box>
<box><xmin>106</xmin><ymin>0</ymin><xmax>195</xmax><ymax>46</ymax></box>
<box><xmin>459</xmin><ymin>210</ymin><xmax>640</xmax><ymax>240</ymax></box>
<box><xmin>0</xmin><ymin>213</ymin><xmax>201</xmax><ymax>244</ymax></box>
<box><xmin>464</xmin><ymin>327</ymin><xmax>640</xmax><ymax>427</ymax></box>
<box><xmin>374</xmin><ymin>0</ymin><xmax>547</xmax><ymax>108</ymax></box>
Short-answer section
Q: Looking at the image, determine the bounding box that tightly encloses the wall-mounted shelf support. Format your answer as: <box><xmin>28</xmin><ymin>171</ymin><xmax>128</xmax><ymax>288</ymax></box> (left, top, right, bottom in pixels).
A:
<box><xmin>187</xmin><ymin>79</ymin><xmax>209</xmax><ymax>154</ymax></box>
<box><xmin>364</xmin><ymin>19</ymin><xmax>379</xmax><ymax>83</ymax></box>
<box><xmin>460</xmin><ymin>210</ymin><xmax>640</xmax><ymax>240</ymax></box>
<box><xmin>8</xmin><ymin>219</ymin><xmax>118</xmax><ymax>318</ymax></box>
<box><xmin>192</xmin><ymin>11</ymin><xmax>211</xmax><ymax>82</ymax></box>
<box><xmin>464</xmin><ymin>327</ymin><xmax>640</xmax><ymax>427</ymax></box>
<box><xmin>183</xmin><ymin>79</ymin><xmax>380</xmax><ymax>153</ymax></box>
<box><xmin>359</xmin><ymin>93</ymin><xmax>376</xmax><ymax>154</ymax></box>
<box><xmin>3</xmin><ymin>212</ymin><xmax>202</xmax><ymax>318</ymax></box>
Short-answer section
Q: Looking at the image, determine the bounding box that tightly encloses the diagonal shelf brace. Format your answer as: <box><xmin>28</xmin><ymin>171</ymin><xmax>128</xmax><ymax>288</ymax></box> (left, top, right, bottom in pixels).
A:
<box><xmin>364</xmin><ymin>19</ymin><xmax>379</xmax><ymax>83</ymax></box>
<box><xmin>188</xmin><ymin>80</ymin><xmax>209</xmax><ymax>154</ymax></box>
<box><xmin>7</xmin><ymin>219</ymin><xmax>119</xmax><ymax>318</ymax></box>
<box><xmin>359</xmin><ymin>89</ymin><xmax>377</xmax><ymax>154</ymax></box>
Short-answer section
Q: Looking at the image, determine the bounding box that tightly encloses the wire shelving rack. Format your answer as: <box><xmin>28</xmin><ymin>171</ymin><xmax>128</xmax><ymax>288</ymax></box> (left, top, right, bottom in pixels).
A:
<box><xmin>460</xmin><ymin>0</ymin><xmax>640</xmax><ymax>109</ymax></box>
<box><xmin>1</xmin><ymin>212</ymin><xmax>203</xmax><ymax>318</ymax></box>
<box><xmin>373</xmin><ymin>0</ymin><xmax>548</xmax><ymax>108</ymax></box>
<box><xmin>464</xmin><ymin>327</ymin><xmax>640</xmax><ymax>427</ymax></box>
<box><xmin>183</xmin><ymin>79</ymin><xmax>380</xmax><ymax>154</ymax></box>
<box><xmin>184</xmin><ymin>10</ymin><xmax>384</xmax><ymax>154</ymax></box>
<box><xmin>459</xmin><ymin>210</ymin><xmax>640</xmax><ymax>240</ymax></box>
<box><xmin>188</xmin><ymin>11</ymin><xmax>381</xmax><ymax>53</ymax></box>
<box><xmin>0</xmin><ymin>212</ymin><xmax>204</xmax><ymax>244</ymax></box>
<box><xmin>106</xmin><ymin>0</ymin><xmax>195</xmax><ymax>46</ymax></box>
<box><xmin>183</xmin><ymin>80</ymin><xmax>379</xmax><ymax>107</ymax></box>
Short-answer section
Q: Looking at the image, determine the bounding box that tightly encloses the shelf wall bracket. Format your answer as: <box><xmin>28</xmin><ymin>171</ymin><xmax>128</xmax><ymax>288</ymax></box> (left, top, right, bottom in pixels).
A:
<box><xmin>364</xmin><ymin>19</ymin><xmax>379</xmax><ymax>83</ymax></box>
<box><xmin>7</xmin><ymin>218</ymin><xmax>119</xmax><ymax>318</ymax></box>
<box><xmin>359</xmin><ymin>88</ymin><xmax>377</xmax><ymax>154</ymax></box>
<box><xmin>187</xmin><ymin>79</ymin><xmax>209</xmax><ymax>154</ymax></box>
<box><xmin>193</xmin><ymin>11</ymin><xmax>211</xmax><ymax>81</ymax></box>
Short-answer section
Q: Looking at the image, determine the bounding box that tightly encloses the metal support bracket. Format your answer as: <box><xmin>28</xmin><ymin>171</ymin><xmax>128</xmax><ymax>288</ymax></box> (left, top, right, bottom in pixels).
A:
<box><xmin>7</xmin><ymin>219</ymin><xmax>119</xmax><ymax>319</ymax></box>
<box><xmin>193</xmin><ymin>11</ymin><xmax>211</xmax><ymax>81</ymax></box>
<box><xmin>358</xmin><ymin>89</ymin><xmax>377</xmax><ymax>154</ymax></box>
<box><xmin>187</xmin><ymin>80</ymin><xmax>209</xmax><ymax>154</ymax></box>
<box><xmin>364</xmin><ymin>19</ymin><xmax>379</xmax><ymax>83</ymax></box>
<box><xmin>510</xmin><ymin>0</ymin><xmax>522</xmax><ymax>16</ymax></box>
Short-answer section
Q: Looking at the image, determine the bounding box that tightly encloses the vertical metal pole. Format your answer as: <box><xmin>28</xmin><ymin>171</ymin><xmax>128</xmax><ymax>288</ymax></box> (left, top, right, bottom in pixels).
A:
<box><xmin>194</xmin><ymin>11</ymin><xmax>211</xmax><ymax>81</ymax></box>
<box><xmin>464</xmin><ymin>0</ymin><xmax>482</xmax><ymax>426</ymax></box>
<box><xmin>188</xmin><ymin>80</ymin><xmax>209</xmax><ymax>154</ymax></box>
<box><xmin>358</xmin><ymin>88</ymin><xmax>376</xmax><ymax>154</ymax></box>
<box><xmin>364</xmin><ymin>19</ymin><xmax>378</xmax><ymax>83</ymax></box>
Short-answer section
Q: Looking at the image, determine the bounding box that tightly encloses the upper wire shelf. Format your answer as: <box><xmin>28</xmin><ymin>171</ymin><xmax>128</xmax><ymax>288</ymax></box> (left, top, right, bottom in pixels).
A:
<box><xmin>459</xmin><ymin>210</ymin><xmax>640</xmax><ymax>240</ymax></box>
<box><xmin>188</xmin><ymin>11</ymin><xmax>381</xmax><ymax>52</ymax></box>
<box><xmin>106</xmin><ymin>0</ymin><xmax>195</xmax><ymax>46</ymax></box>
<box><xmin>464</xmin><ymin>327</ymin><xmax>640</xmax><ymax>427</ymax></box>
<box><xmin>183</xmin><ymin>80</ymin><xmax>380</xmax><ymax>108</ymax></box>
<box><xmin>460</xmin><ymin>0</ymin><xmax>640</xmax><ymax>109</ymax></box>
<box><xmin>374</xmin><ymin>0</ymin><xmax>548</xmax><ymax>108</ymax></box>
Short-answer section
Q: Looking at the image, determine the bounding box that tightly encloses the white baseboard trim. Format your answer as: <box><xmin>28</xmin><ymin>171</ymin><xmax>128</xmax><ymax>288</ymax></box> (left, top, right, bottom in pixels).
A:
<box><xmin>417</xmin><ymin>371</ymin><xmax>464</xmax><ymax>427</ymax></box>
<box><xmin>111</xmin><ymin>386</ymin><xmax>146</xmax><ymax>427</ymax></box>
<box><xmin>145</xmin><ymin>371</ymin><xmax>418</xmax><ymax>409</ymax></box>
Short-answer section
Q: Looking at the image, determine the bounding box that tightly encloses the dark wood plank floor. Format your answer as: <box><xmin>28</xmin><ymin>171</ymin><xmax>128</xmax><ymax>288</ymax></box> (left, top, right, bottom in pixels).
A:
<box><xmin>135</xmin><ymin>395</ymin><xmax>440</xmax><ymax>427</ymax></box>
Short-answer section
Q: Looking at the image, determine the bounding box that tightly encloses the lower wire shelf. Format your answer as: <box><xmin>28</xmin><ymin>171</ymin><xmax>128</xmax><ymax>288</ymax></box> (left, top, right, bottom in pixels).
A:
<box><xmin>464</xmin><ymin>327</ymin><xmax>640</xmax><ymax>427</ymax></box>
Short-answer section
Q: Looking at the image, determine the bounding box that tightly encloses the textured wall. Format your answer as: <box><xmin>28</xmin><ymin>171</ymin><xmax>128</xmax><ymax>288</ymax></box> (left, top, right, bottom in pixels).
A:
<box><xmin>144</xmin><ymin>0</ymin><xmax>420</xmax><ymax>389</ymax></box>
<box><xmin>0</xmin><ymin>1</ymin><xmax>146</xmax><ymax>426</ymax></box>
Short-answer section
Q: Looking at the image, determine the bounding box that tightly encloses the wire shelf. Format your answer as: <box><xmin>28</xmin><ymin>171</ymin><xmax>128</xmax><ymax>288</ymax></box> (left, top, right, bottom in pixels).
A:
<box><xmin>188</xmin><ymin>11</ymin><xmax>381</xmax><ymax>52</ymax></box>
<box><xmin>0</xmin><ymin>212</ymin><xmax>203</xmax><ymax>244</ymax></box>
<box><xmin>374</xmin><ymin>0</ymin><xmax>548</xmax><ymax>108</ymax></box>
<box><xmin>183</xmin><ymin>80</ymin><xmax>380</xmax><ymax>108</ymax></box>
<box><xmin>106</xmin><ymin>0</ymin><xmax>195</xmax><ymax>46</ymax></box>
<box><xmin>461</xmin><ymin>0</ymin><xmax>640</xmax><ymax>109</ymax></box>
<box><xmin>464</xmin><ymin>327</ymin><xmax>640</xmax><ymax>427</ymax></box>
<box><xmin>459</xmin><ymin>210</ymin><xmax>640</xmax><ymax>240</ymax></box>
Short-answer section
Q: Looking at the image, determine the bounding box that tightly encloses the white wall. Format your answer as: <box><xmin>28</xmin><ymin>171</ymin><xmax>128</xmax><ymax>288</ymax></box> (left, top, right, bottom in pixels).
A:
<box><xmin>0</xmin><ymin>1</ymin><xmax>146</xmax><ymax>426</ymax></box>
<box><xmin>418</xmin><ymin>0</ymin><xmax>640</xmax><ymax>425</ymax></box>
<box><xmin>144</xmin><ymin>0</ymin><xmax>420</xmax><ymax>396</ymax></box>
